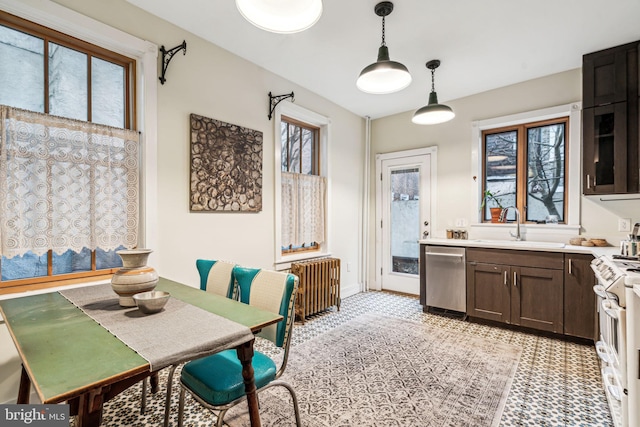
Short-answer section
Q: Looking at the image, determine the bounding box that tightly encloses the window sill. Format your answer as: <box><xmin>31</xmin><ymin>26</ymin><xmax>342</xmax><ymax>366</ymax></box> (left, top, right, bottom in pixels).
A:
<box><xmin>274</xmin><ymin>252</ymin><xmax>332</xmax><ymax>271</ymax></box>
<box><xmin>0</xmin><ymin>276</ymin><xmax>112</xmax><ymax>299</ymax></box>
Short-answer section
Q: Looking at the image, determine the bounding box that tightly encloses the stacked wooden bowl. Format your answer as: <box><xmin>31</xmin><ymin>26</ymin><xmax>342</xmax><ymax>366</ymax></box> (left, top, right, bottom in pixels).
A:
<box><xmin>569</xmin><ymin>237</ymin><xmax>609</xmax><ymax>247</ymax></box>
<box><xmin>569</xmin><ymin>237</ymin><xmax>586</xmax><ymax>246</ymax></box>
<box><xmin>590</xmin><ymin>238</ymin><xmax>609</xmax><ymax>247</ymax></box>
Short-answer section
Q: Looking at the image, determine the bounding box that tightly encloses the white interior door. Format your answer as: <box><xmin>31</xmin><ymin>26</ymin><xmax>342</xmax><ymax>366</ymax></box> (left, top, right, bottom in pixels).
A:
<box><xmin>376</xmin><ymin>148</ymin><xmax>434</xmax><ymax>295</ymax></box>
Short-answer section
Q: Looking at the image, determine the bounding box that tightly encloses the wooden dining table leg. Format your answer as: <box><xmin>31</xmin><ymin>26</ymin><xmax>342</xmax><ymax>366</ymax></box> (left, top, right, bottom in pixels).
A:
<box><xmin>75</xmin><ymin>389</ymin><xmax>105</xmax><ymax>427</ymax></box>
<box><xmin>236</xmin><ymin>338</ymin><xmax>261</xmax><ymax>427</ymax></box>
<box><xmin>17</xmin><ymin>365</ymin><xmax>31</xmax><ymax>404</ymax></box>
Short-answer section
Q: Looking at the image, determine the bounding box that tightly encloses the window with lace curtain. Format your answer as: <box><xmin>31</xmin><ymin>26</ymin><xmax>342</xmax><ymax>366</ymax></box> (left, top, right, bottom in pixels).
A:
<box><xmin>280</xmin><ymin>116</ymin><xmax>326</xmax><ymax>255</ymax></box>
<box><xmin>0</xmin><ymin>12</ymin><xmax>137</xmax><ymax>292</ymax></box>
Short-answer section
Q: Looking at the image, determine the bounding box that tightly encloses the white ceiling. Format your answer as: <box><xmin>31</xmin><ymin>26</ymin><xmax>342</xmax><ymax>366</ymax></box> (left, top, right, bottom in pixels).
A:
<box><xmin>126</xmin><ymin>0</ymin><xmax>640</xmax><ymax>119</ymax></box>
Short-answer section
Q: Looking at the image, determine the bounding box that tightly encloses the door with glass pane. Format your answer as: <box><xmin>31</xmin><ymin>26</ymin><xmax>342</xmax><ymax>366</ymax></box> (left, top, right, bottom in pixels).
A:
<box><xmin>377</xmin><ymin>151</ymin><xmax>432</xmax><ymax>295</ymax></box>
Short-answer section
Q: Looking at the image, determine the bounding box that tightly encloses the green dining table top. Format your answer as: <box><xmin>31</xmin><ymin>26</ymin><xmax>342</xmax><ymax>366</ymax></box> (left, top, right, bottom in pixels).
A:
<box><xmin>0</xmin><ymin>277</ymin><xmax>282</xmax><ymax>404</ymax></box>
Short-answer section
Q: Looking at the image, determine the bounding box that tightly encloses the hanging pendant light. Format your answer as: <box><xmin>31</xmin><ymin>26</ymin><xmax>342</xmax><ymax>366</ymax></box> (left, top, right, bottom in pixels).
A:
<box><xmin>236</xmin><ymin>0</ymin><xmax>323</xmax><ymax>34</ymax></box>
<box><xmin>356</xmin><ymin>2</ymin><xmax>411</xmax><ymax>94</ymax></box>
<box><xmin>412</xmin><ymin>60</ymin><xmax>455</xmax><ymax>125</ymax></box>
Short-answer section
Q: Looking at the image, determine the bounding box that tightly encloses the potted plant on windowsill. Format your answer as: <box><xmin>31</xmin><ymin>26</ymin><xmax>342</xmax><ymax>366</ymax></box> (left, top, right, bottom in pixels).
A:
<box><xmin>481</xmin><ymin>190</ymin><xmax>506</xmax><ymax>223</ymax></box>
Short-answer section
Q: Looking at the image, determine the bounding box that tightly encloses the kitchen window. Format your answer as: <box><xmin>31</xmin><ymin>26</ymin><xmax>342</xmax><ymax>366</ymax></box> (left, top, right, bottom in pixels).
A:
<box><xmin>482</xmin><ymin>117</ymin><xmax>568</xmax><ymax>223</ymax></box>
<box><xmin>0</xmin><ymin>11</ymin><xmax>137</xmax><ymax>292</ymax></box>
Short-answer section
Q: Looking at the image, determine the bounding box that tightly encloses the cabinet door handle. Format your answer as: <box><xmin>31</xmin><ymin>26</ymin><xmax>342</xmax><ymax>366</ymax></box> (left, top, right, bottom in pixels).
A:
<box><xmin>504</xmin><ymin>271</ymin><xmax>508</xmax><ymax>286</ymax></box>
<box><xmin>513</xmin><ymin>271</ymin><xmax>517</xmax><ymax>287</ymax></box>
<box><xmin>586</xmin><ymin>174</ymin><xmax>596</xmax><ymax>189</ymax></box>
<box><xmin>568</xmin><ymin>259</ymin><xmax>573</xmax><ymax>275</ymax></box>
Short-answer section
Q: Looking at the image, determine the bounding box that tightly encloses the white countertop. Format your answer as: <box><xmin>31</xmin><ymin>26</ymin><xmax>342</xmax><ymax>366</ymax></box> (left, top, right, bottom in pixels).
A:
<box><xmin>419</xmin><ymin>237</ymin><xmax>620</xmax><ymax>257</ymax></box>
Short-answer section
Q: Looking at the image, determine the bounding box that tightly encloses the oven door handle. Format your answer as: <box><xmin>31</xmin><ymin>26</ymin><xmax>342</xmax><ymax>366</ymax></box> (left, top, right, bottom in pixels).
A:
<box><xmin>595</xmin><ymin>341</ymin><xmax>613</xmax><ymax>364</ymax></box>
<box><xmin>601</xmin><ymin>299</ymin><xmax>623</xmax><ymax>320</ymax></box>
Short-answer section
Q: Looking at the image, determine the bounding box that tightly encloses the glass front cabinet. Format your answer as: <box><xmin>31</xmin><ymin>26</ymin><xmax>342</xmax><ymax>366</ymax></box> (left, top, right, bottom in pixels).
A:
<box><xmin>582</xmin><ymin>41</ymin><xmax>639</xmax><ymax>195</ymax></box>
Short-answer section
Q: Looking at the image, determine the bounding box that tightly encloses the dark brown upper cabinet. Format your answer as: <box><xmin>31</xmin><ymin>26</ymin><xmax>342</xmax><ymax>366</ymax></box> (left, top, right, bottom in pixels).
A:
<box><xmin>583</xmin><ymin>42</ymin><xmax>637</xmax><ymax>108</ymax></box>
<box><xmin>582</xmin><ymin>41</ymin><xmax>639</xmax><ymax>195</ymax></box>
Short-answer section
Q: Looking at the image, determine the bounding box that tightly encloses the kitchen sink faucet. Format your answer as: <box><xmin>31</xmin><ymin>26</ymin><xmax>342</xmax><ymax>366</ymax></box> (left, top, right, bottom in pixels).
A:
<box><xmin>499</xmin><ymin>206</ymin><xmax>522</xmax><ymax>241</ymax></box>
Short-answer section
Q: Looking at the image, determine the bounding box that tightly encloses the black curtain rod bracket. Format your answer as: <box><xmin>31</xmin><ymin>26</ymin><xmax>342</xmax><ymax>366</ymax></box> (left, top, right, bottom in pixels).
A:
<box><xmin>268</xmin><ymin>91</ymin><xmax>295</xmax><ymax>120</ymax></box>
<box><xmin>159</xmin><ymin>40</ymin><xmax>187</xmax><ymax>85</ymax></box>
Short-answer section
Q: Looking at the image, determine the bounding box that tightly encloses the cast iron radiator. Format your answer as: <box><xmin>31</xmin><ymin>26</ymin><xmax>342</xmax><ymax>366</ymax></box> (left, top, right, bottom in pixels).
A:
<box><xmin>290</xmin><ymin>257</ymin><xmax>341</xmax><ymax>323</ymax></box>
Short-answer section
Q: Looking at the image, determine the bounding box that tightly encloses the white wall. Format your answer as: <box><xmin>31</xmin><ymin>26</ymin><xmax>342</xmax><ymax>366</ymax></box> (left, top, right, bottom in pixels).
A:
<box><xmin>370</xmin><ymin>68</ymin><xmax>639</xmax><ymax>279</ymax></box>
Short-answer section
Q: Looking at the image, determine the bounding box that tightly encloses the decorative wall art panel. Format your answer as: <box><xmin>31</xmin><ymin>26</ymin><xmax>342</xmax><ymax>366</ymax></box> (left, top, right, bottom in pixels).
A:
<box><xmin>190</xmin><ymin>114</ymin><xmax>263</xmax><ymax>212</ymax></box>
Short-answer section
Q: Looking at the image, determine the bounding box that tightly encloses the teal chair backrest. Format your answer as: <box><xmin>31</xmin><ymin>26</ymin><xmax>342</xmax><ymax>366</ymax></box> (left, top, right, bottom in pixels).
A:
<box><xmin>233</xmin><ymin>266</ymin><xmax>297</xmax><ymax>348</ymax></box>
<box><xmin>196</xmin><ymin>259</ymin><xmax>237</xmax><ymax>299</ymax></box>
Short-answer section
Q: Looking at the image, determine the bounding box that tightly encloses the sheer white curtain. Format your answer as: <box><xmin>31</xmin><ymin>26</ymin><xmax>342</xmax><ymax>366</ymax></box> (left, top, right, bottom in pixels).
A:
<box><xmin>281</xmin><ymin>171</ymin><xmax>326</xmax><ymax>248</ymax></box>
<box><xmin>0</xmin><ymin>105</ymin><xmax>139</xmax><ymax>258</ymax></box>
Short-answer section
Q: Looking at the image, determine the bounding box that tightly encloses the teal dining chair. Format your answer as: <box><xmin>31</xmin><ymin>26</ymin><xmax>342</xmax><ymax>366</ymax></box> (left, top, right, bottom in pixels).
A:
<box><xmin>196</xmin><ymin>259</ymin><xmax>238</xmax><ymax>299</ymax></box>
<box><xmin>177</xmin><ymin>267</ymin><xmax>301</xmax><ymax>427</ymax></box>
<box><xmin>142</xmin><ymin>259</ymin><xmax>238</xmax><ymax>419</ymax></box>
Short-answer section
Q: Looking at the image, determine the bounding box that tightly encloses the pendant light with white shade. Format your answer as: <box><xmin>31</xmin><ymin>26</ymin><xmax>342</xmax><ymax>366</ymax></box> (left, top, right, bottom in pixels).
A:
<box><xmin>412</xmin><ymin>60</ymin><xmax>455</xmax><ymax>125</ymax></box>
<box><xmin>236</xmin><ymin>0</ymin><xmax>323</xmax><ymax>34</ymax></box>
<box><xmin>356</xmin><ymin>2</ymin><xmax>412</xmax><ymax>94</ymax></box>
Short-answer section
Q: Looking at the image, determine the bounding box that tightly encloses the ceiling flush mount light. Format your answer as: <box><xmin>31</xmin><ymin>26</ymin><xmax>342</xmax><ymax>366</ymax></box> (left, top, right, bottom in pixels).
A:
<box><xmin>412</xmin><ymin>60</ymin><xmax>455</xmax><ymax>125</ymax></box>
<box><xmin>236</xmin><ymin>0</ymin><xmax>323</xmax><ymax>34</ymax></box>
<box><xmin>356</xmin><ymin>1</ymin><xmax>411</xmax><ymax>94</ymax></box>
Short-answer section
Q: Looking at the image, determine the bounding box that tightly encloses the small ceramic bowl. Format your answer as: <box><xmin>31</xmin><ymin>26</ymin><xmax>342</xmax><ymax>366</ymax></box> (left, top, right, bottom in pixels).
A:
<box><xmin>133</xmin><ymin>291</ymin><xmax>170</xmax><ymax>314</ymax></box>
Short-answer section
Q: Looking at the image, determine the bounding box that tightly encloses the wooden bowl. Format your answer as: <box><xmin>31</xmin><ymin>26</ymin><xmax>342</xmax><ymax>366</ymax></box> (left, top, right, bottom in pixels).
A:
<box><xmin>581</xmin><ymin>241</ymin><xmax>595</xmax><ymax>247</ymax></box>
<box><xmin>569</xmin><ymin>237</ymin><xmax>586</xmax><ymax>246</ymax></box>
<box><xmin>590</xmin><ymin>238</ymin><xmax>608</xmax><ymax>247</ymax></box>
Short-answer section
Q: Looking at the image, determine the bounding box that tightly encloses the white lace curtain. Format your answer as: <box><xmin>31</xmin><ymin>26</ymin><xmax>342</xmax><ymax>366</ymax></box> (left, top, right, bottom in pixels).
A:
<box><xmin>0</xmin><ymin>105</ymin><xmax>140</xmax><ymax>258</ymax></box>
<box><xmin>281</xmin><ymin>172</ymin><xmax>326</xmax><ymax>248</ymax></box>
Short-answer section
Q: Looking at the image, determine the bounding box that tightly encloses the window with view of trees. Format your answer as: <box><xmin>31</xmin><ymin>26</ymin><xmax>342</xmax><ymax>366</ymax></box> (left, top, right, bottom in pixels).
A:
<box><xmin>0</xmin><ymin>12</ymin><xmax>136</xmax><ymax>291</ymax></box>
<box><xmin>482</xmin><ymin>117</ymin><xmax>568</xmax><ymax>223</ymax></box>
<box><xmin>280</xmin><ymin>116</ymin><xmax>325</xmax><ymax>254</ymax></box>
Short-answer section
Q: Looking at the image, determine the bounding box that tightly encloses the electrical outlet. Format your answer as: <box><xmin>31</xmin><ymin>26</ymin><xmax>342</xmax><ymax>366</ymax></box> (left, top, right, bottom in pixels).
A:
<box><xmin>618</xmin><ymin>218</ymin><xmax>631</xmax><ymax>232</ymax></box>
<box><xmin>455</xmin><ymin>218</ymin><xmax>467</xmax><ymax>227</ymax></box>
<box><xmin>347</xmin><ymin>262</ymin><xmax>351</xmax><ymax>272</ymax></box>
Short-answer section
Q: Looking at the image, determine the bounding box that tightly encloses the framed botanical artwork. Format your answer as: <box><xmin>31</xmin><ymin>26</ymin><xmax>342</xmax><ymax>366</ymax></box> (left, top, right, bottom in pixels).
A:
<box><xmin>189</xmin><ymin>113</ymin><xmax>263</xmax><ymax>212</ymax></box>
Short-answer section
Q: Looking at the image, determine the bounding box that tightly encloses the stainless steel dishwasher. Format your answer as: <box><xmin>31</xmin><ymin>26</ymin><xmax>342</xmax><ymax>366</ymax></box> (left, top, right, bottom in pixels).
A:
<box><xmin>424</xmin><ymin>245</ymin><xmax>466</xmax><ymax>312</ymax></box>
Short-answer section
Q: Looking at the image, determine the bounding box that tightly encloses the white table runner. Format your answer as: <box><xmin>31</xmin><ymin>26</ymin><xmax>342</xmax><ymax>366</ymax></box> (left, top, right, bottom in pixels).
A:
<box><xmin>60</xmin><ymin>283</ymin><xmax>253</xmax><ymax>371</ymax></box>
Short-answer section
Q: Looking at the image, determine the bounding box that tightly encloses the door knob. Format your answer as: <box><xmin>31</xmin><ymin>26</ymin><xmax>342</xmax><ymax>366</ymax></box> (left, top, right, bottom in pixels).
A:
<box><xmin>424</xmin><ymin>221</ymin><xmax>429</xmax><ymax>226</ymax></box>
<box><xmin>422</xmin><ymin>231</ymin><xmax>429</xmax><ymax>238</ymax></box>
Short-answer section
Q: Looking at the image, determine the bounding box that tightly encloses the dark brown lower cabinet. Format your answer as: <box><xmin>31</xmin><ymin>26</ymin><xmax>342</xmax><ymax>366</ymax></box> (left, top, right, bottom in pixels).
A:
<box><xmin>466</xmin><ymin>248</ymin><xmax>564</xmax><ymax>334</ymax></box>
<box><xmin>512</xmin><ymin>266</ymin><xmax>563</xmax><ymax>333</ymax></box>
<box><xmin>466</xmin><ymin>262</ymin><xmax>510</xmax><ymax>323</ymax></box>
<box><xmin>563</xmin><ymin>253</ymin><xmax>596</xmax><ymax>340</ymax></box>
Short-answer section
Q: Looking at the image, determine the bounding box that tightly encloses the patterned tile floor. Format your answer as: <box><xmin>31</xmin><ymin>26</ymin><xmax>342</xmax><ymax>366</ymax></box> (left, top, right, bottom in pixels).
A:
<box><xmin>290</xmin><ymin>291</ymin><xmax>612</xmax><ymax>427</ymax></box>
<box><xmin>100</xmin><ymin>290</ymin><xmax>612</xmax><ymax>426</ymax></box>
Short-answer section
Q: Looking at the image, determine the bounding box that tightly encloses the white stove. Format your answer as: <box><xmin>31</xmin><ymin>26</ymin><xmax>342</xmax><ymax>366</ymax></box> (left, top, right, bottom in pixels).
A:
<box><xmin>591</xmin><ymin>254</ymin><xmax>640</xmax><ymax>427</ymax></box>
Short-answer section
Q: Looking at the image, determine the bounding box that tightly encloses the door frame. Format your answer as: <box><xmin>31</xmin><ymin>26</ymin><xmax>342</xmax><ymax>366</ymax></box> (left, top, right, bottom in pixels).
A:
<box><xmin>373</xmin><ymin>146</ymin><xmax>437</xmax><ymax>291</ymax></box>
